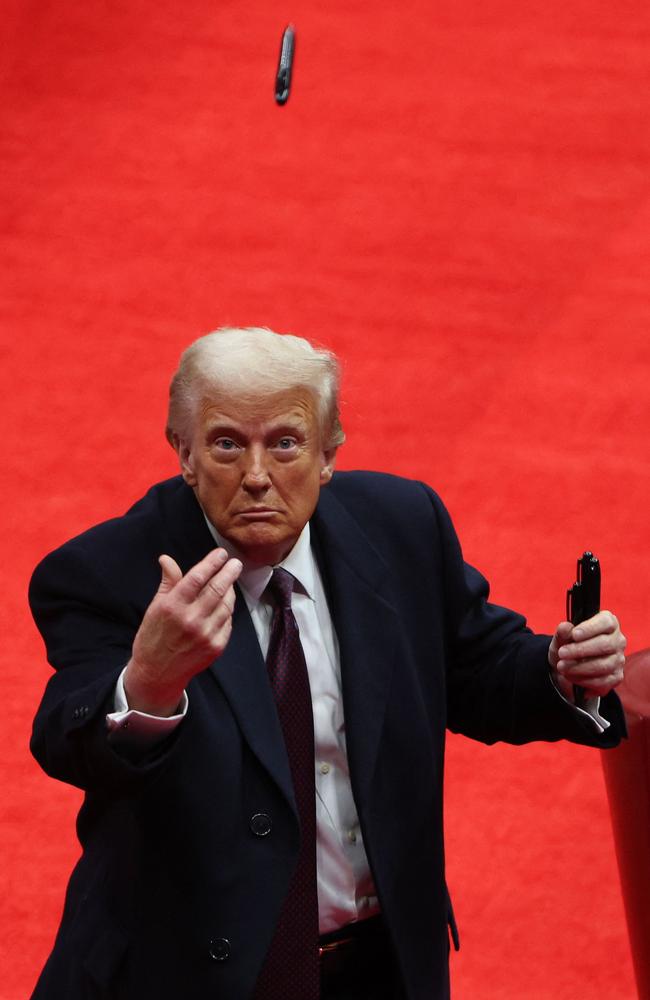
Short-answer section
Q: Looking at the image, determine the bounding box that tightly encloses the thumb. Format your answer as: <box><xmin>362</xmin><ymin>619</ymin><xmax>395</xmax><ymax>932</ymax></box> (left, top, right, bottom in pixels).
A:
<box><xmin>157</xmin><ymin>554</ymin><xmax>182</xmax><ymax>594</ymax></box>
<box><xmin>548</xmin><ymin>620</ymin><xmax>574</xmax><ymax>669</ymax></box>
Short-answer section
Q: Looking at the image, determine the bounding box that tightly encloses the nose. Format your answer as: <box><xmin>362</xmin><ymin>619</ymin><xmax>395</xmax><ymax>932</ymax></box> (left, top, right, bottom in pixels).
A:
<box><xmin>242</xmin><ymin>445</ymin><xmax>271</xmax><ymax>493</ymax></box>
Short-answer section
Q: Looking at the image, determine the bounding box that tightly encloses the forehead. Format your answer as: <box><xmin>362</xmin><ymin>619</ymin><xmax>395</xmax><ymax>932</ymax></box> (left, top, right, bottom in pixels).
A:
<box><xmin>195</xmin><ymin>385</ymin><xmax>320</xmax><ymax>431</ymax></box>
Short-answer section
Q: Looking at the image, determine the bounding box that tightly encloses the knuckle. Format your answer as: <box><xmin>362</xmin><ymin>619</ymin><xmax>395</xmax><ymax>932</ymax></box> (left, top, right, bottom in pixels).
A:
<box><xmin>210</xmin><ymin>619</ymin><xmax>233</xmax><ymax>656</ymax></box>
<box><xmin>157</xmin><ymin>600</ymin><xmax>174</xmax><ymax>620</ymax></box>
<box><xmin>207</xmin><ymin>580</ymin><xmax>227</xmax><ymax>600</ymax></box>
<box><xmin>186</xmin><ymin>567</ymin><xmax>205</xmax><ymax>589</ymax></box>
<box><xmin>157</xmin><ymin>600</ymin><xmax>183</xmax><ymax>626</ymax></box>
<box><xmin>187</xmin><ymin>618</ymin><xmax>207</xmax><ymax>642</ymax></box>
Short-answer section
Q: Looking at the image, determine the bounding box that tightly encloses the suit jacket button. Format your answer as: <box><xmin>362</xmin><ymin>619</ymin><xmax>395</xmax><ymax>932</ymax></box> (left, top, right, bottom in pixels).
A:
<box><xmin>72</xmin><ymin>708</ymin><xmax>80</xmax><ymax>720</ymax></box>
<box><xmin>250</xmin><ymin>813</ymin><xmax>272</xmax><ymax>837</ymax></box>
<box><xmin>209</xmin><ymin>938</ymin><xmax>231</xmax><ymax>962</ymax></box>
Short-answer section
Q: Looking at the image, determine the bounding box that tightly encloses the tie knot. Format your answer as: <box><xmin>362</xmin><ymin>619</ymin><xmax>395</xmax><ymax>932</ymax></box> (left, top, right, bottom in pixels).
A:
<box><xmin>267</xmin><ymin>567</ymin><xmax>295</xmax><ymax>609</ymax></box>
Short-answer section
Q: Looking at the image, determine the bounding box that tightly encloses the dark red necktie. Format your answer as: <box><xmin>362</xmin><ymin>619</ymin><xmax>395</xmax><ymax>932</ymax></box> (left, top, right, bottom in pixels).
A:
<box><xmin>253</xmin><ymin>567</ymin><xmax>320</xmax><ymax>1000</ymax></box>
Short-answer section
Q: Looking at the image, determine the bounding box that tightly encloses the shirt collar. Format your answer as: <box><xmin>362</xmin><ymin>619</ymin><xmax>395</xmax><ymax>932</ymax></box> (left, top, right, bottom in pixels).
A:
<box><xmin>202</xmin><ymin>513</ymin><xmax>315</xmax><ymax>604</ymax></box>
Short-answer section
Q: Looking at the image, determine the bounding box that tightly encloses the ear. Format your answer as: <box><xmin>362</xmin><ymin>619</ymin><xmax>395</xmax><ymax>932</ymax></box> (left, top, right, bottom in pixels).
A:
<box><xmin>319</xmin><ymin>447</ymin><xmax>337</xmax><ymax>486</ymax></box>
<box><xmin>174</xmin><ymin>434</ymin><xmax>197</xmax><ymax>487</ymax></box>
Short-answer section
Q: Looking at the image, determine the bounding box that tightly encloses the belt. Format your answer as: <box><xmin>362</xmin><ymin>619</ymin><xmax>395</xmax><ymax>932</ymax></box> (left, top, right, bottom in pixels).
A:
<box><xmin>318</xmin><ymin>915</ymin><xmax>387</xmax><ymax>979</ymax></box>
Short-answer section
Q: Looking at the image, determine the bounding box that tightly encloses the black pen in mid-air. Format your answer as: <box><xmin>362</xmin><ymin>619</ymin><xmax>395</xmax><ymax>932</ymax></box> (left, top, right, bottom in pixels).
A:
<box><xmin>275</xmin><ymin>24</ymin><xmax>296</xmax><ymax>105</ymax></box>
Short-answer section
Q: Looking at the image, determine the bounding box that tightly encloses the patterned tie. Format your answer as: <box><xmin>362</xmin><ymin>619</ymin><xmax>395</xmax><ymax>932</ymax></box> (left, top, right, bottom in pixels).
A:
<box><xmin>252</xmin><ymin>567</ymin><xmax>320</xmax><ymax>1000</ymax></box>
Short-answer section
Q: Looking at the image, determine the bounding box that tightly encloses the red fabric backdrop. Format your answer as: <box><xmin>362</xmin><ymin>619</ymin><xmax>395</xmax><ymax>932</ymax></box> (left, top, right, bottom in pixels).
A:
<box><xmin>2</xmin><ymin>1</ymin><xmax>649</xmax><ymax>996</ymax></box>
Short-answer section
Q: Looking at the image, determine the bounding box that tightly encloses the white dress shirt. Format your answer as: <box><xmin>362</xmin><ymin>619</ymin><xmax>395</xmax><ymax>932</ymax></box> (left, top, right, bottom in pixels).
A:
<box><xmin>107</xmin><ymin>520</ymin><xmax>379</xmax><ymax>934</ymax></box>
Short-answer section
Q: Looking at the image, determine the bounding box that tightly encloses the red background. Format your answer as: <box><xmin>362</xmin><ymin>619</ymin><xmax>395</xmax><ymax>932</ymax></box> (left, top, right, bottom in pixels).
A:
<box><xmin>2</xmin><ymin>1</ymin><xmax>649</xmax><ymax>996</ymax></box>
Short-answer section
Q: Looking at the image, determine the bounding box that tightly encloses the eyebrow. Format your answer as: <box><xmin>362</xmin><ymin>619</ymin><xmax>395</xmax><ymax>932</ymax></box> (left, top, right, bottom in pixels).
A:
<box><xmin>203</xmin><ymin>417</ymin><xmax>309</xmax><ymax>438</ymax></box>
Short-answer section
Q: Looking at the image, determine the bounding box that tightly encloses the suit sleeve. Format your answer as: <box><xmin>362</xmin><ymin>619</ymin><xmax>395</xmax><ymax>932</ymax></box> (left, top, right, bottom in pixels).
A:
<box><xmin>421</xmin><ymin>484</ymin><xmax>626</xmax><ymax>747</ymax></box>
<box><xmin>29</xmin><ymin>541</ymin><xmax>180</xmax><ymax>792</ymax></box>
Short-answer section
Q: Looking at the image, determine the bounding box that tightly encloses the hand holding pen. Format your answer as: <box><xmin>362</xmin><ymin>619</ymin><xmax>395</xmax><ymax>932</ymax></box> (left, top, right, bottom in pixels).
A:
<box><xmin>548</xmin><ymin>552</ymin><xmax>626</xmax><ymax>701</ymax></box>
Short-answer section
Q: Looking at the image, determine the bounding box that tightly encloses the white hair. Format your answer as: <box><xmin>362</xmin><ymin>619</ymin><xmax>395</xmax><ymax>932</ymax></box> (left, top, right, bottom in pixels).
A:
<box><xmin>166</xmin><ymin>327</ymin><xmax>345</xmax><ymax>449</ymax></box>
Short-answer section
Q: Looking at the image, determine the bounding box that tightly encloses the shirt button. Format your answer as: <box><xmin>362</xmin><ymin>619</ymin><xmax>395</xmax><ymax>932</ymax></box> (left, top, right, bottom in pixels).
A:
<box><xmin>347</xmin><ymin>829</ymin><xmax>357</xmax><ymax>844</ymax></box>
<box><xmin>319</xmin><ymin>762</ymin><xmax>331</xmax><ymax>775</ymax></box>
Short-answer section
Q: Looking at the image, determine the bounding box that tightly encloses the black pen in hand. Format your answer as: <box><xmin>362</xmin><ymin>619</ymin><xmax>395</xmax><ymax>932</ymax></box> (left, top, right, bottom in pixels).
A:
<box><xmin>566</xmin><ymin>551</ymin><xmax>601</xmax><ymax>708</ymax></box>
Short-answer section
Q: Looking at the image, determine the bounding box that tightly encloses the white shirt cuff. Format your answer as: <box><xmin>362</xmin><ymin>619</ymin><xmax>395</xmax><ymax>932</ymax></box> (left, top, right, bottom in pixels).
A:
<box><xmin>106</xmin><ymin>667</ymin><xmax>188</xmax><ymax>748</ymax></box>
<box><xmin>549</xmin><ymin>672</ymin><xmax>610</xmax><ymax>734</ymax></box>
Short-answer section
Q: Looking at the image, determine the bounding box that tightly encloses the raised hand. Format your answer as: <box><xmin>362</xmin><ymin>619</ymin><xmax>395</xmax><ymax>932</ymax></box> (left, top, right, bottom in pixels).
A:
<box><xmin>124</xmin><ymin>548</ymin><xmax>243</xmax><ymax>716</ymax></box>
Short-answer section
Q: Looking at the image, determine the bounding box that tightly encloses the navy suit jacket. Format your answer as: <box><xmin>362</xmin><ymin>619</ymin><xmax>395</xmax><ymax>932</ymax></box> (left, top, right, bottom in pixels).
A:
<box><xmin>29</xmin><ymin>472</ymin><xmax>625</xmax><ymax>999</ymax></box>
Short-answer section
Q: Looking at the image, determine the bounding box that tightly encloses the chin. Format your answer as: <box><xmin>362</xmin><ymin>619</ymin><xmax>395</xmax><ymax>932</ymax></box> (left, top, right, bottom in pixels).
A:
<box><xmin>231</xmin><ymin>526</ymin><xmax>293</xmax><ymax>565</ymax></box>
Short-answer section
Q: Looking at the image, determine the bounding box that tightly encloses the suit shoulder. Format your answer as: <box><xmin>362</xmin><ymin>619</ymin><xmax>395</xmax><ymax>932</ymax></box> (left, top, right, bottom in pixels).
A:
<box><xmin>31</xmin><ymin>477</ymin><xmax>187</xmax><ymax>579</ymax></box>
<box><xmin>324</xmin><ymin>471</ymin><xmax>457</xmax><ymax>550</ymax></box>
<box><xmin>327</xmin><ymin>469</ymin><xmax>447</xmax><ymax>515</ymax></box>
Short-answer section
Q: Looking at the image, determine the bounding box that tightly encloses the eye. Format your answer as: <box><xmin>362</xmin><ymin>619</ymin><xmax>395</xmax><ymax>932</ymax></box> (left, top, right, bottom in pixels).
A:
<box><xmin>276</xmin><ymin>437</ymin><xmax>297</xmax><ymax>450</ymax></box>
<box><xmin>213</xmin><ymin>437</ymin><xmax>241</xmax><ymax>452</ymax></box>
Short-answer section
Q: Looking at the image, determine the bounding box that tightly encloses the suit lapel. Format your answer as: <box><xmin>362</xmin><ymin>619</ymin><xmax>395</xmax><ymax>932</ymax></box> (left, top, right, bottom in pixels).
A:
<box><xmin>311</xmin><ymin>487</ymin><xmax>401</xmax><ymax>812</ymax></box>
<box><xmin>209</xmin><ymin>592</ymin><xmax>295</xmax><ymax>807</ymax></box>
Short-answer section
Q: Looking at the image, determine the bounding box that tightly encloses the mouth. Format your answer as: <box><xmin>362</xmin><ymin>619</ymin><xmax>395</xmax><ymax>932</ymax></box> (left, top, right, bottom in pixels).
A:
<box><xmin>236</xmin><ymin>508</ymin><xmax>279</xmax><ymax>520</ymax></box>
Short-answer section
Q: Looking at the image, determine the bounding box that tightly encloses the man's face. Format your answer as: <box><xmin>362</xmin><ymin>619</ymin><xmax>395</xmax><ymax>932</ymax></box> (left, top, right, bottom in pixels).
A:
<box><xmin>176</xmin><ymin>387</ymin><xmax>336</xmax><ymax>566</ymax></box>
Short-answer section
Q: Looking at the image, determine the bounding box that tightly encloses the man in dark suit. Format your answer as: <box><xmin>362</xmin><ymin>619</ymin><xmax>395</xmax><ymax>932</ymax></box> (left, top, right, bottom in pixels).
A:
<box><xmin>29</xmin><ymin>327</ymin><xmax>626</xmax><ymax>1000</ymax></box>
